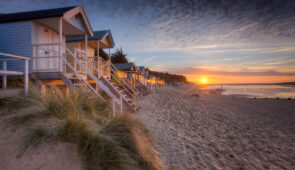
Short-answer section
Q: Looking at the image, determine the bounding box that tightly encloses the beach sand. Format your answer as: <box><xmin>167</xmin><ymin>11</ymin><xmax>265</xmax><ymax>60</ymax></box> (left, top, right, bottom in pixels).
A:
<box><xmin>137</xmin><ymin>84</ymin><xmax>295</xmax><ymax>169</ymax></box>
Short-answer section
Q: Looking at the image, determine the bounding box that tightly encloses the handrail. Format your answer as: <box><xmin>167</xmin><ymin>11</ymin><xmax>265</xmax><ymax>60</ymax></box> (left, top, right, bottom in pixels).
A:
<box><xmin>110</xmin><ymin>63</ymin><xmax>139</xmax><ymax>93</ymax></box>
<box><xmin>32</xmin><ymin>42</ymin><xmax>59</xmax><ymax>46</ymax></box>
<box><xmin>62</xmin><ymin>44</ymin><xmax>121</xmax><ymax>104</ymax></box>
<box><xmin>60</xmin><ymin>53</ymin><xmax>106</xmax><ymax>102</ymax></box>
<box><xmin>74</xmin><ymin>48</ymin><xmax>123</xmax><ymax>104</ymax></box>
<box><xmin>32</xmin><ymin>44</ymin><xmax>61</xmax><ymax>72</ymax></box>
<box><xmin>110</xmin><ymin>68</ymin><xmax>138</xmax><ymax>106</ymax></box>
<box><xmin>31</xmin><ymin>56</ymin><xmax>60</xmax><ymax>59</ymax></box>
<box><xmin>80</xmin><ymin>52</ymin><xmax>139</xmax><ymax>109</ymax></box>
<box><xmin>75</xmin><ymin>48</ymin><xmax>87</xmax><ymax>54</ymax></box>
<box><xmin>109</xmin><ymin>63</ymin><xmax>140</xmax><ymax>107</ymax></box>
<box><xmin>110</xmin><ymin>64</ymin><xmax>139</xmax><ymax>96</ymax></box>
<box><xmin>97</xmin><ymin>57</ymin><xmax>109</xmax><ymax>77</ymax></box>
<box><xmin>0</xmin><ymin>52</ymin><xmax>30</xmax><ymax>60</ymax></box>
<box><xmin>0</xmin><ymin>52</ymin><xmax>29</xmax><ymax>96</ymax></box>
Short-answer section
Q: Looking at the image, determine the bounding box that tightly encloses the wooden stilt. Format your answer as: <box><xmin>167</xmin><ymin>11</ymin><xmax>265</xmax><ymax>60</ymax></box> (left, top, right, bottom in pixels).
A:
<box><xmin>112</xmin><ymin>97</ymin><xmax>116</xmax><ymax>117</ymax></box>
<box><xmin>65</xmin><ymin>86</ymin><xmax>70</xmax><ymax>96</ymax></box>
<box><xmin>40</xmin><ymin>84</ymin><xmax>46</xmax><ymax>96</ymax></box>
<box><xmin>95</xmin><ymin>83</ymin><xmax>99</xmax><ymax>91</ymax></box>
<box><xmin>120</xmin><ymin>95</ymin><xmax>123</xmax><ymax>115</ymax></box>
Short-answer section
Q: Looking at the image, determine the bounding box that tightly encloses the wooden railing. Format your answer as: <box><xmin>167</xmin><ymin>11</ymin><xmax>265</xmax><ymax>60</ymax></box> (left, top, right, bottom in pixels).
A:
<box><xmin>61</xmin><ymin>44</ymin><xmax>123</xmax><ymax>115</ymax></box>
<box><xmin>110</xmin><ymin>63</ymin><xmax>140</xmax><ymax>108</ymax></box>
<box><xmin>97</xmin><ymin>57</ymin><xmax>110</xmax><ymax>78</ymax></box>
<box><xmin>73</xmin><ymin>48</ymin><xmax>87</xmax><ymax>74</ymax></box>
<box><xmin>0</xmin><ymin>52</ymin><xmax>30</xmax><ymax>95</ymax></box>
<box><xmin>31</xmin><ymin>42</ymin><xmax>137</xmax><ymax>113</ymax></box>
<box><xmin>87</xmin><ymin>56</ymin><xmax>95</xmax><ymax>74</ymax></box>
<box><xmin>32</xmin><ymin>43</ymin><xmax>62</xmax><ymax>72</ymax></box>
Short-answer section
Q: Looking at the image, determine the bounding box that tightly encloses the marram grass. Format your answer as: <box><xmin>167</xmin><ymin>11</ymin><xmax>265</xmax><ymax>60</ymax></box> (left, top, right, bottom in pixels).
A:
<box><xmin>6</xmin><ymin>86</ymin><xmax>162</xmax><ymax>170</ymax></box>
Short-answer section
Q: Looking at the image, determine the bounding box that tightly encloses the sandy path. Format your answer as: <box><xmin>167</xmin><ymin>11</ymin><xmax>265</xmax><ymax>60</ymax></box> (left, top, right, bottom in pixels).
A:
<box><xmin>137</xmin><ymin>85</ymin><xmax>295</xmax><ymax>169</ymax></box>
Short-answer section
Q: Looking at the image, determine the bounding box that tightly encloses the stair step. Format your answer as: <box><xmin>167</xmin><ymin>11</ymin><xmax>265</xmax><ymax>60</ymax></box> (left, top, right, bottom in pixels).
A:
<box><xmin>74</xmin><ymin>83</ymin><xmax>85</xmax><ymax>86</ymax></box>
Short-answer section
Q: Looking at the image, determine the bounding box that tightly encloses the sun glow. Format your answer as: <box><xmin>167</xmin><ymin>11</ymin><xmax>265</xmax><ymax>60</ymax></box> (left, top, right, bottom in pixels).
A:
<box><xmin>200</xmin><ymin>77</ymin><xmax>208</xmax><ymax>84</ymax></box>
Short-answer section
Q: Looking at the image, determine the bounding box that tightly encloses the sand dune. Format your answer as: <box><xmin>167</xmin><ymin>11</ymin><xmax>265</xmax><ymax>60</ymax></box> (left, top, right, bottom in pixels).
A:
<box><xmin>137</xmin><ymin>84</ymin><xmax>295</xmax><ymax>169</ymax></box>
<box><xmin>0</xmin><ymin>100</ymin><xmax>82</xmax><ymax>170</ymax></box>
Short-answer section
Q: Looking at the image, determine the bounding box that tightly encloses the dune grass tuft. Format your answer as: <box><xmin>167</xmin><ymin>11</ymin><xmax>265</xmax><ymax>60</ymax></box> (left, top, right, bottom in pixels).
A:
<box><xmin>57</xmin><ymin>119</ymin><xmax>136</xmax><ymax>169</ymax></box>
<box><xmin>0</xmin><ymin>85</ymin><xmax>43</xmax><ymax>111</ymax></box>
<box><xmin>8</xmin><ymin>86</ymin><xmax>162</xmax><ymax>170</ymax></box>
<box><xmin>21</xmin><ymin>126</ymin><xmax>51</xmax><ymax>150</ymax></box>
<box><xmin>10</xmin><ymin>113</ymin><xmax>39</xmax><ymax>125</ymax></box>
<box><xmin>9</xmin><ymin>111</ymin><xmax>49</xmax><ymax>125</ymax></box>
<box><xmin>102</xmin><ymin>114</ymin><xmax>161</xmax><ymax>170</ymax></box>
<box><xmin>0</xmin><ymin>96</ymin><xmax>35</xmax><ymax>111</ymax></box>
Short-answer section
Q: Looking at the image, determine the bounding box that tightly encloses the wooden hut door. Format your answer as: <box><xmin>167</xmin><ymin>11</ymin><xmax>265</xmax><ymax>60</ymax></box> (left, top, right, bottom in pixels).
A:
<box><xmin>37</xmin><ymin>27</ymin><xmax>59</xmax><ymax>72</ymax></box>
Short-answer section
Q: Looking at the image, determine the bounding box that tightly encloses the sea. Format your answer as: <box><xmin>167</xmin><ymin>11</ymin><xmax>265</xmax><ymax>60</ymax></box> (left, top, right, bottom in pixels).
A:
<box><xmin>208</xmin><ymin>84</ymin><xmax>295</xmax><ymax>99</ymax></box>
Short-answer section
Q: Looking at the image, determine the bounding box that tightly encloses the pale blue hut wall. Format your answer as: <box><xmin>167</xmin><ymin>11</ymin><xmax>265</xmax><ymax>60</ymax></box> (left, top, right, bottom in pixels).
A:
<box><xmin>0</xmin><ymin>21</ymin><xmax>32</xmax><ymax>73</ymax></box>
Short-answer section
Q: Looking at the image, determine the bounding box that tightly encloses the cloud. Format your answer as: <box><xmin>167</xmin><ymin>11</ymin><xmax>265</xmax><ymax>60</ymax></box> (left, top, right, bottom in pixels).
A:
<box><xmin>2</xmin><ymin>0</ymin><xmax>295</xmax><ymax>47</ymax></box>
<box><xmin>167</xmin><ymin>66</ymin><xmax>295</xmax><ymax>77</ymax></box>
<box><xmin>1</xmin><ymin>0</ymin><xmax>295</xmax><ymax>79</ymax></box>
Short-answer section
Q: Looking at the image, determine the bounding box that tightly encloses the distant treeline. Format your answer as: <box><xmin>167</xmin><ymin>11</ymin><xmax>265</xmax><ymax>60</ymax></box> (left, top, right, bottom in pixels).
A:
<box><xmin>278</xmin><ymin>82</ymin><xmax>295</xmax><ymax>85</ymax></box>
<box><xmin>147</xmin><ymin>69</ymin><xmax>187</xmax><ymax>83</ymax></box>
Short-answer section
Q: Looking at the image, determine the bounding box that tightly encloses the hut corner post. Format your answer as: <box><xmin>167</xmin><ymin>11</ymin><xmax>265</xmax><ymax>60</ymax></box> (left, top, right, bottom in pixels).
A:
<box><xmin>24</xmin><ymin>59</ymin><xmax>29</xmax><ymax>96</ymax></box>
<box><xmin>120</xmin><ymin>95</ymin><xmax>123</xmax><ymax>115</ymax></box>
<box><xmin>85</xmin><ymin>34</ymin><xmax>88</xmax><ymax>69</ymax></box>
<box><xmin>108</xmin><ymin>48</ymin><xmax>111</xmax><ymax>78</ymax></box>
<box><xmin>58</xmin><ymin>17</ymin><xmax>63</xmax><ymax>72</ymax></box>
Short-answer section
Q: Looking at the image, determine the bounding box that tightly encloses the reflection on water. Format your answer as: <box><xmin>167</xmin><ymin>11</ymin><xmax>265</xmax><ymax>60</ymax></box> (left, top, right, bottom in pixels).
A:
<box><xmin>208</xmin><ymin>84</ymin><xmax>295</xmax><ymax>99</ymax></box>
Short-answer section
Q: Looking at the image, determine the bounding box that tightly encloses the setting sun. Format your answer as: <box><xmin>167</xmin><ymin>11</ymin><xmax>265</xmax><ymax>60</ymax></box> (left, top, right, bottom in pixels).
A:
<box><xmin>200</xmin><ymin>77</ymin><xmax>208</xmax><ymax>84</ymax></box>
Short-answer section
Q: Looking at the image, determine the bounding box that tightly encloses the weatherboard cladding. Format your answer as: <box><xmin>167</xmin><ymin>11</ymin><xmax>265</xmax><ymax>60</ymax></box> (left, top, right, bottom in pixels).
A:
<box><xmin>0</xmin><ymin>21</ymin><xmax>32</xmax><ymax>72</ymax></box>
<box><xmin>0</xmin><ymin>6</ymin><xmax>76</xmax><ymax>24</ymax></box>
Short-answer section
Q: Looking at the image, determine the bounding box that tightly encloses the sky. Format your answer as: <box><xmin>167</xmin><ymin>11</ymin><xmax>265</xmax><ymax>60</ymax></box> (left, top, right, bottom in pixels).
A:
<box><xmin>1</xmin><ymin>0</ymin><xmax>295</xmax><ymax>84</ymax></box>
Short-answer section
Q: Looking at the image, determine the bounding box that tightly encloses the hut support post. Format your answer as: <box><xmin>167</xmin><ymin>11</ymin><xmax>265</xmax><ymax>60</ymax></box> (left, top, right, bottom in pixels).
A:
<box><xmin>120</xmin><ymin>95</ymin><xmax>123</xmax><ymax>115</ymax></box>
<box><xmin>96</xmin><ymin>40</ymin><xmax>102</xmax><ymax>77</ymax></box>
<box><xmin>58</xmin><ymin>17</ymin><xmax>63</xmax><ymax>72</ymax></box>
<box><xmin>112</xmin><ymin>97</ymin><xmax>116</xmax><ymax>116</ymax></box>
<box><xmin>24</xmin><ymin>59</ymin><xmax>29</xmax><ymax>96</ymax></box>
<box><xmin>85</xmin><ymin>34</ymin><xmax>88</xmax><ymax>69</ymax></box>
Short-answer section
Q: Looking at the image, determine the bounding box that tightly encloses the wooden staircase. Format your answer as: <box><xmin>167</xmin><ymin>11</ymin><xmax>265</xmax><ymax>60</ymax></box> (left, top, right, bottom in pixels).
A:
<box><xmin>61</xmin><ymin>73</ymin><xmax>88</xmax><ymax>89</ymax></box>
<box><xmin>106</xmin><ymin>77</ymin><xmax>137</xmax><ymax>110</ymax></box>
<box><xmin>134</xmin><ymin>79</ymin><xmax>149</xmax><ymax>96</ymax></box>
<box><xmin>60</xmin><ymin>45</ymin><xmax>139</xmax><ymax>113</ymax></box>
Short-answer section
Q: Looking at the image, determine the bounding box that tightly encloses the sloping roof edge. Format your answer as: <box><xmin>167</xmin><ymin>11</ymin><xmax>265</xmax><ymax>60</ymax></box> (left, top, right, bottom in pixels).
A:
<box><xmin>0</xmin><ymin>6</ymin><xmax>76</xmax><ymax>24</ymax></box>
<box><xmin>66</xmin><ymin>30</ymin><xmax>115</xmax><ymax>47</ymax></box>
<box><xmin>78</xmin><ymin>6</ymin><xmax>93</xmax><ymax>36</ymax></box>
<box><xmin>113</xmin><ymin>63</ymin><xmax>135</xmax><ymax>71</ymax></box>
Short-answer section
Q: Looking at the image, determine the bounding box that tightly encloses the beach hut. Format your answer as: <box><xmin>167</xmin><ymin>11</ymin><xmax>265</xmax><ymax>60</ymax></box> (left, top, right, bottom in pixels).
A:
<box><xmin>138</xmin><ymin>66</ymin><xmax>146</xmax><ymax>85</ymax></box>
<box><xmin>0</xmin><ymin>6</ymin><xmax>139</xmax><ymax>112</ymax></box>
<box><xmin>113</xmin><ymin>63</ymin><xmax>137</xmax><ymax>83</ymax></box>
<box><xmin>66</xmin><ymin>30</ymin><xmax>114</xmax><ymax>78</ymax></box>
<box><xmin>0</xmin><ymin>6</ymin><xmax>92</xmax><ymax>75</ymax></box>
